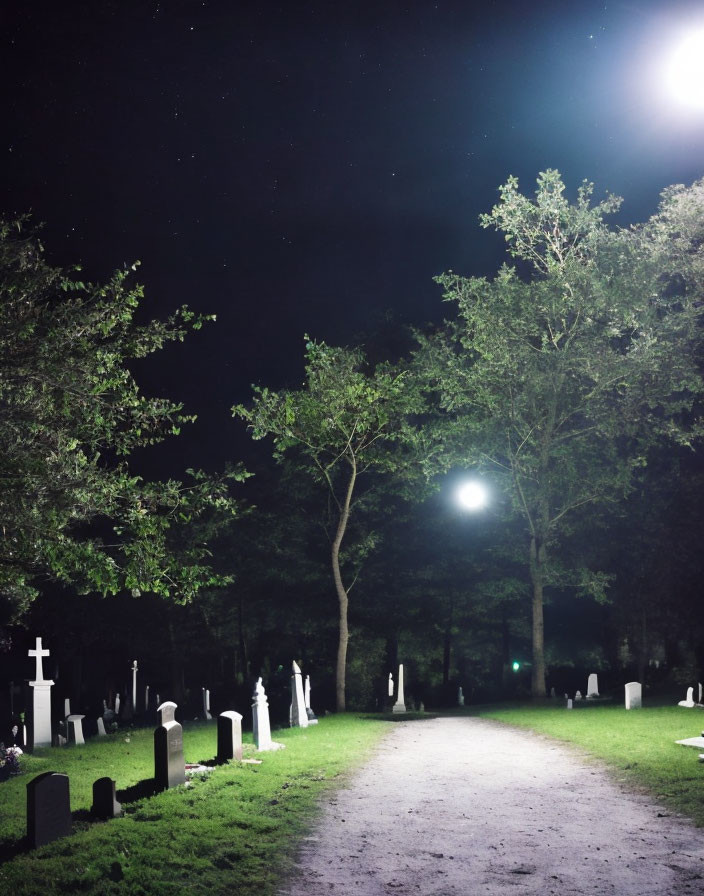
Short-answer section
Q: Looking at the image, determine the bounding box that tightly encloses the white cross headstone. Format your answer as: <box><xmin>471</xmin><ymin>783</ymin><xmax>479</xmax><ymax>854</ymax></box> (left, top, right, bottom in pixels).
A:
<box><xmin>131</xmin><ymin>661</ymin><xmax>138</xmax><ymax>713</ymax></box>
<box><xmin>28</xmin><ymin>637</ymin><xmax>54</xmax><ymax>748</ymax></box>
<box><xmin>392</xmin><ymin>663</ymin><xmax>406</xmax><ymax>713</ymax></box>
<box><xmin>625</xmin><ymin>681</ymin><xmax>642</xmax><ymax>710</ymax></box>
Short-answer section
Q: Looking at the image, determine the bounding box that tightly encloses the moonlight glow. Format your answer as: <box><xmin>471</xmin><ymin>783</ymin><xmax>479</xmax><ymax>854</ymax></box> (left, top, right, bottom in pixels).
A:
<box><xmin>456</xmin><ymin>481</ymin><xmax>488</xmax><ymax>511</ymax></box>
<box><xmin>665</xmin><ymin>28</ymin><xmax>704</xmax><ymax>109</ymax></box>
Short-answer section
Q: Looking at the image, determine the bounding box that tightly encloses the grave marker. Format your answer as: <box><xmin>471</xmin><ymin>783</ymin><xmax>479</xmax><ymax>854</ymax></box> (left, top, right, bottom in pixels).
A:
<box><xmin>217</xmin><ymin>711</ymin><xmax>243</xmax><ymax>762</ymax></box>
<box><xmin>392</xmin><ymin>663</ymin><xmax>406</xmax><ymax>713</ymax></box>
<box><xmin>678</xmin><ymin>687</ymin><xmax>696</xmax><ymax>708</ymax></box>
<box><xmin>154</xmin><ymin>701</ymin><xmax>186</xmax><ymax>790</ymax></box>
<box><xmin>252</xmin><ymin>678</ymin><xmax>283</xmax><ymax>751</ymax></box>
<box><xmin>67</xmin><ymin>714</ymin><xmax>85</xmax><ymax>745</ymax></box>
<box><xmin>625</xmin><ymin>681</ymin><xmax>642</xmax><ymax>710</ymax></box>
<box><xmin>27</xmin><ymin>772</ymin><xmax>71</xmax><ymax>848</ymax></box>
<box><xmin>131</xmin><ymin>660</ymin><xmax>138</xmax><ymax>714</ymax></box>
<box><xmin>27</xmin><ymin>637</ymin><xmax>54</xmax><ymax>749</ymax></box>
<box><xmin>96</xmin><ymin>717</ymin><xmax>107</xmax><ymax>737</ymax></box>
<box><xmin>458</xmin><ymin>686</ymin><xmax>464</xmax><ymax>707</ymax></box>
<box><xmin>92</xmin><ymin>777</ymin><xmax>121</xmax><ymax>819</ymax></box>
<box><xmin>202</xmin><ymin>688</ymin><xmax>212</xmax><ymax>720</ymax></box>
<box><xmin>587</xmin><ymin>674</ymin><xmax>599</xmax><ymax>698</ymax></box>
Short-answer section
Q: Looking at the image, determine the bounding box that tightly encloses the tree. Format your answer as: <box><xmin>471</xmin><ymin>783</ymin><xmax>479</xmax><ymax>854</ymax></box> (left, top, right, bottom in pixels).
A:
<box><xmin>233</xmin><ymin>337</ymin><xmax>418</xmax><ymax>710</ymax></box>
<box><xmin>417</xmin><ymin>171</ymin><xmax>704</xmax><ymax>696</ymax></box>
<box><xmin>0</xmin><ymin>219</ymin><xmax>246</xmax><ymax>618</ymax></box>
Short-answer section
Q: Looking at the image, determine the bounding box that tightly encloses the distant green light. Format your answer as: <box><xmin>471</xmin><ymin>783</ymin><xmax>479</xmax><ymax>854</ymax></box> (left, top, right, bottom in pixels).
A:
<box><xmin>512</xmin><ymin>661</ymin><xmax>520</xmax><ymax>672</ymax></box>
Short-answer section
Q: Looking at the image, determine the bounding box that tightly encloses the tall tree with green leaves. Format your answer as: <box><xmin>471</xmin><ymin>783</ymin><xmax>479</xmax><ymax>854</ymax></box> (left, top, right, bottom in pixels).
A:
<box><xmin>0</xmin><ymin>218</ymin><xmax>247</xmax><ymax>619</ymax></box>
<box><xmin>233</xmin><ymin>337</ymin><xmax>418</xmax><ymax>710</ymax></box>
<box><xmin>417</xmin><ymin>171</ymin><xmax>704</xmax><ymax>696</ymax></box>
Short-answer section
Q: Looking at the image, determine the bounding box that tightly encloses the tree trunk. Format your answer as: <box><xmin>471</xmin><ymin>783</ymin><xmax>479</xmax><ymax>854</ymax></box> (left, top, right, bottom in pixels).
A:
<box><xmin>331</xmin><ymin>461</ymin><xmax>356</xmax><ymax>712</ymax></box>
<box><xmin>442</xmin><ymin>597</ymin><xmax>454</xmax><ymax>686</ymax></box>
<box><xmin>529</xmin><ymin>535</ymin><xmax>547</xmax><ymax>698</ymax></box>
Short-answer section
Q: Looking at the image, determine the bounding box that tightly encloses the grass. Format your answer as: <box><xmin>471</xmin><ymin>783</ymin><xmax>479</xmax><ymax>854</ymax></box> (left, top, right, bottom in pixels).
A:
<box><xmin>474</xmin><ymin>701</ymin><xmax>704</xmax><ymax>826</ymax></box>
<box><xmin>0</xmin><ymin>715</ymin><xmax>390</xmax><ymax>895</ymax></box>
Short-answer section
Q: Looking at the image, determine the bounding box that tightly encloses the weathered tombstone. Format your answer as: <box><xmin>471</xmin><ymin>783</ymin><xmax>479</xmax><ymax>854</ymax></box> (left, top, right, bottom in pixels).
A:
<box><xmin>217</xmin><ymin>711</ymin><xmax>243</xmax><ymax>762</ymax></box>
<box><xmin>252</xmin><ymin>678</ymin><xmax>273</xmax><ymax>750</ymax></box>
<box><xmin>574</xmin><ymin>690</ymin><xmax>583</xmax><ymax>701</ymax></box>
<box><xmin>202</xmin><ymin>688</ymin><xmax>212</xmax><ymax>720</ymax></box>
<box><xmin>154</xmin><ymin>701</ymin><xmax>186</xmax><ymax>790</ymax></box>
<box><xmin>92</xmin><ymin>776</ymin><xmax>121</xmax><ymax>819</ymax></box>
<box><xmin>114</xmin><ymin>693</ymin><xmax>121</xmax><ymax>716</ymax></box>
<box><xmin>96</xmin><ymin>717</ymin><xmax>107</xmax><ymax>737</ymax></box>
<box><xmin>63</xmin><ymin>698</ymin><xmax>71</xmax><ymax>720</ymax></box>
<box><xmin>458</xmin><ymin>686</ymin><xmax>465</xmax><ymax>707</ymax></box>
<box><xmin>304</xmin><ymin>674</ymin><xmax>318</xmax><ymax>724</ymax></box>
<box><xmin>624</xmin><ymin>681</ymin><xmax>642</xmax><ymax>710</ymax></box>
<box><xmin>27</xmin><ymin>637</ymin><xmax>54</xmax><ymax>749</ymax></box>
<box><xmin>567</xmin><ymin>698</ymin><xmax>573</xmax><ymax>710</ymax></box>
<box><xmin>587</xmin><ymin>674</ymin><xmax>599</xmax><ymax>698</ymax></box>
<box><xmin>388</xmin><ymin>673</ymin><xmax>394</xmax><ymax>698</ymax></box>
<box><xmin>67</xmin><ymin>714</ymin><xmax>85</xmax><ymax>746</ymax></box>
<box><xmin>392</xmin><ymin>664</ymin><xmax>406</xmax><ymax>713</ymax></box>
<box><xmin>289</xmin><ymin>661</ymin><xmax>309</xmax><ymax>728</ymax></box>
<box><xmin>131</xmin><ymin>660</ymin><xmax>138</xmax><ymax>714</ymax></box>
<box><xmin>699</xmin><ymin>683</ymin><xmax>703</xmax><ymax>704</ymax></box>
<box><xmin>678</xmin><ymin>687</ymin><xmax>696</xmax><ymax>708</ymax></box>
<box><xmin>26</xmin><ymin>772</ymin><xmax>71</xmax><ymax>848</ymax></box>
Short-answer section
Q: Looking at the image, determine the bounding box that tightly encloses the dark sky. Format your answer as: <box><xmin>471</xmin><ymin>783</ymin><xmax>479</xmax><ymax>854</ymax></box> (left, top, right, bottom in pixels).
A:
<box><xmin>2</xmin><ymin>0</ymin><xmax>704</xmax><ymax>472</ymax></box>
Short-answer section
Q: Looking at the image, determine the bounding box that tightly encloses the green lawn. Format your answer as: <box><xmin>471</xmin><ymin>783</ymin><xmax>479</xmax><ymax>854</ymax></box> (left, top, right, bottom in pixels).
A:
<box><xmin>0</xmin><ymin>715</ymin><xmax>390</xmax><ymax>895</ymax></box>
<box><xmin>474</xmin><ymin>701</ymin><xmax>704</xmax><ymax>826</ymax></box>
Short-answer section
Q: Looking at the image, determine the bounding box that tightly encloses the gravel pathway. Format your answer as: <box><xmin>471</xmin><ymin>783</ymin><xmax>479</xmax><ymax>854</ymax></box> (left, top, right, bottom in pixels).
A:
<box><xmin>279</xmin><ymin>716</ymin><xmax>704</xmax><ymax>895</ymax></box>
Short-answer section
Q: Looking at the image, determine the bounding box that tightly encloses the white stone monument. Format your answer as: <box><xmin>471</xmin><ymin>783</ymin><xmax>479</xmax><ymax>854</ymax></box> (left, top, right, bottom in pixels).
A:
<box><xmin>678</xmin><ymin>687</ymin><xmax>696</xmax><ymax>707</ymax></box>
<box><xmin>587</xmin><ymin>673</ymin><xmax>599</xmax><ymax>698</ymax></box>
<box><xmin>28</xmin><ymin>637</ymin><xmax>54</xmax><ymax>749</ymax></box>
<box><xmin>388</xmin><ymin>673</ymin><xmax>394</xmax><ymax>697</ymax></box>
<box><xmin>458</xmin><ymin>686</ymin><xmax>464</xmax><ymax>706</ymax></box>
<box><xmin>202</xmin><ymin>688</ymin><xmax>212</xmax><ymax>720</ymax></box>
<box><xmin>574</xmin><ymin>690</ymin><xmax>583</xmax><ymax>701</ymax></box>
<box><xmin>96</xmin><ymin>717</ymin><xmax>107</xmax><ymax>737</ymax></box>
<box><xmin>114</xmin><ymin>693</ymin><xmax>121</xmax><ymax>716</ymax></box>
<box><xmin>567</xmin><ymin>698</ymin><xmax>573</xmax><ymax>710</ymax></box>
<box><xmin>290</xmin><ymin>661</ymin><xmax>309</xmax><ymax>728</ymax></box>
<box><xmin>252</xmin><ymin>678</ymin><xmax>283</xmax><ymax>751</ymax></box>
<box><xmin>624</xmin><ymin>681</ymin><xmax>642</xmax><ymax>710</ymax></box>
<box><xmin>131</xmin><ymin>660</ymin><xmax>138</xmax><ymax>714</ymax></box>
<box><xmin>392</xmin><ymin>663</ymin><xmax>406</xmax><ymax>713</ymax></box>
<box><xmin>67</xmin><ymin>714</ymin><xmax>85</xmax><ymax>745</ymax></box>
<box><xmin>145</xmin><ymin>685</ymin><xmax>150</xmax><ymax>713</ymax></box>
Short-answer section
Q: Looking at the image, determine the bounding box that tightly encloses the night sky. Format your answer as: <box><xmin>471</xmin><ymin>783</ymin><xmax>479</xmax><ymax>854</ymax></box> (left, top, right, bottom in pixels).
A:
<box><xmin>3</xmin><ymin>0</ymin><xmax>704</xmax><ymax>474</ymax></box>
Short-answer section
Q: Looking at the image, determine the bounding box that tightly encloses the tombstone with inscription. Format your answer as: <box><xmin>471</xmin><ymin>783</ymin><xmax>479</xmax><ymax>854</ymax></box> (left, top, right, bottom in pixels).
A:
<box><xmin>27</xmin><ymin>772</ymin><xmax>71</xmax><ymax>848</ymax></box>
<box><xmin>392</xmin><ymin>663</ymin><xmax>407</xmax><ymax>713</ymax></box>
<box><xmin>92</xmin><ymin>776</ymin><xmax>122</xmax><ymax>819</ymax></box>
<box><xmin>154</xmin><ymin>701</ymin><xmax>186</xmax><ymax>790</ymax></box>
<box><xmin>27</xmin><ymin>637</ymin><xmax>54</xmax><ymax>750</ymax></box>
<box><xmin>625</xmin><ymin>681</ymin><xmax>642</xmax><ymax>710</ymax></box>
<box><xmin>290</xmin><ymin>661</ymin><xmax>309</xmax><ymax>728</ymax></box>
<box><xmin>217</xmin><ymin>710</ymin><xmax>243</xmax><ymax>762</ymax></box>
<box><xmin>67</xmin><ymin>715</ymin><xmax>85</xmax><ymax>746</ymax></box>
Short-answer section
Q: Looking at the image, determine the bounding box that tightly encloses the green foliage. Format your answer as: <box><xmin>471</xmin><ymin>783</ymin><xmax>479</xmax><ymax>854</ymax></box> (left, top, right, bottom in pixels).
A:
<box><xmin>0</xmin><ymin>715</ymin><xmax>389</xmax><ymax>895</ymax></box>
<box><xmin>0</xmin><ymin>218</ymin><xmax>247</xmax><ymax>616</ymax></box>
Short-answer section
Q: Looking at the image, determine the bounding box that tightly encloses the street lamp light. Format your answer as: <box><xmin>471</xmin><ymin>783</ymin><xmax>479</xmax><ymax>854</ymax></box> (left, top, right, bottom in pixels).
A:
<box><xmin>456</xmin><ymin>480</ymin><xmax>488</xmax><ymax>512</ymax></box>
<box><xmin>665</xmin><ymin>27</ymin><xmax>704</xmax><ymax>110</ymax></box>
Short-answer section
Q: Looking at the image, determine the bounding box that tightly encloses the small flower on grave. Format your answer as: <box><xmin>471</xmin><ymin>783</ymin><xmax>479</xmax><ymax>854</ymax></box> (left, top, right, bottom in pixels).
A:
<box><xmin>0</xmin><ymin>743</ymin><xmax>22</xmax><ymax>778</ymax></box>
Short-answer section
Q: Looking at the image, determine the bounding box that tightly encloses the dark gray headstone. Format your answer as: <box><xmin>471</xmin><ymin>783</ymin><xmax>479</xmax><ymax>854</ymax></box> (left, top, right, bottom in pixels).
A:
<box><xmin>154</xmin><ymin>701</ymin><xmax>186</xmax><ymax>790</ymax></box>
<box><xmin>92</xmin><ymin>777</ymin><xmax>121</xmax><ymax>819</ymax></box>
<box><xmin>217</xmin><ymin>711</ymin><xmax>243</xmax><ymax>762</ymax></box>
<box><xmin>26</xmin><ymin>772</ymin><xmax>71</xmax><ymax>848</ymax></box>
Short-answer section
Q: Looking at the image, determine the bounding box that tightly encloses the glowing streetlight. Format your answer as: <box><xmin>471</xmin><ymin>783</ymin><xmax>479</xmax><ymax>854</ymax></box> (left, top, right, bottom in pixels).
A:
<box><xmin>456</xmin><ymin>480</ymin><xmax>488</xmax><ymax>512</ymax></box>
<box><xmin>665</xmin><ymin>28</ymin><xmax>704</xmax><ymax>110</ymax></box>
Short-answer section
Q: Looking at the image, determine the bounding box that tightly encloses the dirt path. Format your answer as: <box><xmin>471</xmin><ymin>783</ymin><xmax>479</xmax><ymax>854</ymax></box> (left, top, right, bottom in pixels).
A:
<box><xmin>279</xmin><ymin>716</ymin><xmax>704</xmax><ymax>895</ymax></box>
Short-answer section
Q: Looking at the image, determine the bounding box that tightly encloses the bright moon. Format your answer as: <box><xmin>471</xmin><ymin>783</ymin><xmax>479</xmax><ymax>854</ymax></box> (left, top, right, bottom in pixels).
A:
<box><xmin>457</xmin><ymin>481</ymin><xmax>488</xmax><ymax>511</ymax></box>
<box><xmin>666</xmin><ymin>29</ymin><xmax>704</xmax><ymax>109</ymax></box>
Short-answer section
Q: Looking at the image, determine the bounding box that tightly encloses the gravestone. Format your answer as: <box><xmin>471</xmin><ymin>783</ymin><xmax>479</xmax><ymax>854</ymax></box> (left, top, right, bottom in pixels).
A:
<box><xmin>96</xmin><ymin>717</ymin><xmax>107</xmax><ymax>737</ymax></box>
<box><xmin>567</xmin><ymin>698</ymin><xmax>573</xmax><ymax>710</ymax></box>
<box><xmin>587</xmin><ymin>673</ymin><xmax>599</xmax><ymax>698</ymax></box>
<box><xmin>63</xmin><ymin>698</ymin><xmax>71</xmax><ymax>720</ymax></box>
<box><xmin>114</xmin><ymin>693</ymin><xmax>121</xmax><ymax>716</ymax></box>
<box><xmin>625</xmin><ymin>681</ymin><xmax>642</xmax><ymax>710</ymax></box>
<box><xmin>458</xmin><ymin>686</ymin><xmax>464</xmax><ymax>706</ymax></box>
<box><xmin>252</xmin><ymin>678</ymin><xmax>275</xmax><ymax>751</ymax></box>
<box><xmin>202</xmin><ymin>688</ymin><xmax>212</xmax><ymax>720</ymax></box>
<box><xmin>154</xmin><ymin>701</ymin><xmax>186</xmax><ymax>790</ymax></box>
<box><xmin>217</xmin><ymin>711</ymin><xmax>243</xmax><ymax>762</ymax></box>
<box><xmin>304</xmin><ymin>674</ymin><xmax>318</xmax><ymax>724</ymax></box>
<box><xmin>678</xmin><ymin>687</ymin><xmax>696</xmax><ymax>708</ymax></box>
<box><xmin>290</xmin><ymin>661</ymin><xmax>309</xmax><ymax>728</ymax></box>
<box><xmin>145</xmin><ymin>685</ymin><xmax>150</xmax><ymax>714</ymax></box>
<box><xmin>131</xmin><ymin>660</ymin><xmax>138</xmax><ymax>714</ymax></box>
<box><xmin>27</xmin><ymin>637</ymin><xmax>54</xmax><ymax>749</ymax></box>
<box><xmin>92</xmin><ymin>777</ymin><xmax>121</xmax><ymax>819</ymax></box>
<box><xmin>67</xmin><ymin>714</ymin><xmax>85</xmax><ymax>745</ymax></box>
<box><xmin>550</xmin><ymin>687</ymin><xmax>556</xmax><ymax>698</ymax></box>
<box><xmin>388</xmin><ymin>673</ymin><xmax>394</xmax><ymax>698</ymax></box>
<box><xmin>574</xmin><ymin>690</ymin><xmax>583</xmax><ymax>701</ymax></box>
<box><xmin>26</xmin><ymin>772</ymin><xmax>71</xmax><ymax>848</ymax></box>
<box><xmin>392</xmin><ymin>663</ymin><xmax>406</xmax><ymax>713</ymax></box>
